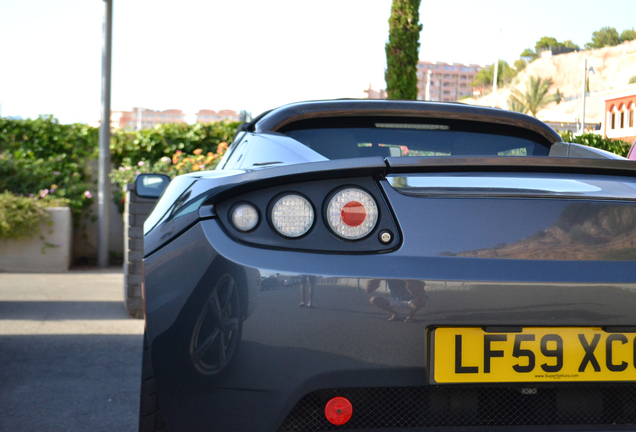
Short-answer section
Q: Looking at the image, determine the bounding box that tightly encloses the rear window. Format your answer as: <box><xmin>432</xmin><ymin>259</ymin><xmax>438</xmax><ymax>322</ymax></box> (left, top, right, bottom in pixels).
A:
<box><xmin>280</xmin><ymin>117</ymin><xmax>551</xmax><ymax>159</ymax></box>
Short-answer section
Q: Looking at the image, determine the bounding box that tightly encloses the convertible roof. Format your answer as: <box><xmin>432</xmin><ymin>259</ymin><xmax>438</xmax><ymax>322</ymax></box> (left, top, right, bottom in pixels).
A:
<box><xmin>246</xmin><ymin>99</ymin><xmax>562</xmax><ymax>145</ymax></box>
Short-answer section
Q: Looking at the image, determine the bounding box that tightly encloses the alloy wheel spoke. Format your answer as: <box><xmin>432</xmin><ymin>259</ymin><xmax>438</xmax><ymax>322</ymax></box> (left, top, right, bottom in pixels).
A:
<box><xmin>221</xmin><ymin>281</ymin><xmax>235</xmax><ymax>315</ymax></box>
<box><xmin>223</xmin><ymin>318</ymin><xmax>239</xmax><ymax>331</ymax></box>
<box><xmin>218</xmin><ymin>333</ymin><xmax>227</xmax><ymax>367</ymax></box>
<box><xmin>192</xmin><ymin>327</ymin><xmax>220</xmax><ymax>363</ymax></box>
<box><xmin>208</xmin><ymin>289</ymin><xmax>222</xmax><ymax>317</ymax></box>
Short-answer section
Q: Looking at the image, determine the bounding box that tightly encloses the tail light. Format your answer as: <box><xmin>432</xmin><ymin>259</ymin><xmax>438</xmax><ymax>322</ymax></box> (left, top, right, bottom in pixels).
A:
<box><xmin>326</xmin><ymin>188</ymin><xmax>378</xmax><ymax>239</ymax></box>
<box><xmin>271</xmin><ymin>194</ymin><xmax>314</xmax><ymax>237</ymax></box>
<box><xmin>231</xmin><ymin>203</ymin><xmax>259</xmax><ymax>232</ymax></box>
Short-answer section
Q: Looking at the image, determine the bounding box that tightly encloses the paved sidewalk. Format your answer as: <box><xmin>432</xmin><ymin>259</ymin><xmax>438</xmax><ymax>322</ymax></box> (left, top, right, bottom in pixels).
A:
<box><xmin>0</xmin><ymin>269</ymin><xmax>145</xmax><ymax>432</ymax></box>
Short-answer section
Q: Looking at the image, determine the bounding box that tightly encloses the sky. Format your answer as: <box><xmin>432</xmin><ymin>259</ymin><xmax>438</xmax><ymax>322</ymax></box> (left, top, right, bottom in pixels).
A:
<box><xmin>1</xmin><ymin>0</ymin><xmax>635</xmax><ymax>124</ymax></box>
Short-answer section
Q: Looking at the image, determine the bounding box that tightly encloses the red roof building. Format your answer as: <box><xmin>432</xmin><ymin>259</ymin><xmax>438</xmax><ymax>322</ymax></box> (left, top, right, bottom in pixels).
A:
<box><xmin>603</xmin><ymin>90</ymin><xmax>636</xmax><ymax>144</ymax></box>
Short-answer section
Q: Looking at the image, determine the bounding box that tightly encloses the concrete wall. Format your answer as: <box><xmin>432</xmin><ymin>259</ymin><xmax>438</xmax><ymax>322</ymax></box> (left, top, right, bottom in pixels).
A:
<box><xmin>0</xmin><ymin>207</ymin><xmax>72</xmax><ymax>272</ymax></box>
<box><xmin>123</xmin><ymin>183</ymin><xmax>157</xmax><ymax>318</ymax></box>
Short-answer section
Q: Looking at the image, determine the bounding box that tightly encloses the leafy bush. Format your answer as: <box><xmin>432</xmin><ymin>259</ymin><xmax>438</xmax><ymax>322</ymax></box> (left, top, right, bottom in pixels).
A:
<box><xmin>110</xmin><ymin>121</ymin><xmax>239</xmax><ymax>166</ymax></box>
<box><xmin>1</xmin><ymin>116</ymin><xmax>240</xmax><ymax>216</ymax></box>
<box><xmin>0</xmin><ymin>153</ymin><xmax>93</xmax><ymax>214</ymax></box>
<box><xmin>0</xmin><ymin>192</ymin><xmax>68</xmax><ymax>240</ymax></box>
<box><xmin>110</xmin><ymin>145</ymin><xmax>229</xmax><ymax>190</ymax></box>
<box><xmin>109</xmin><ymin>144</ymin><xmax>229</xmax><ymax>211</ymax></box>
<box><xmin>559</xmin><ymin>131</ymin><xmax>632</xmax><ymax>157</ymax></box>
<box><xmin>0</xmin><ymin>115</ymin><xmax>97</xmax><ymax>161</ymax></box>
<box><xmin>0</xmin><ymin>116</ymin><xmax>96</xmax><ymax>215</ymax></box>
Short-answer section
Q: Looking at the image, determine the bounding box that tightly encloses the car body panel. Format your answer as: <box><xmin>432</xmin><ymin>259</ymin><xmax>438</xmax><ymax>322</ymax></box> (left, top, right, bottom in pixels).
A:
<box><xmin>145</xmin><ymin>218</ymin><xmax>636</xmax><ymax>431</ymax></box>
<box><xmin>142</xmin><ymin>100</ymin><xmax>636</xmax><ymax>432</ymax></box>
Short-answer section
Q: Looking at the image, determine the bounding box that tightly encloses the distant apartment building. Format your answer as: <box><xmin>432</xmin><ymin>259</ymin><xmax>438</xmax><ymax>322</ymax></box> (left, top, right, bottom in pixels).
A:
<box><xmin>195</xmin><ymin>109</ymin><xmax>241</xmax><ymax>123</ymax></box>
<box><xmin>364</xmin><ymin>83</ymin><xmax>387</xmax><ymax>99</ymax></box>
<box><xmin>110</xmin><ymin>111</ymin><xmax>133</xmax><ymax>129</ymax></box>
<box><xmin>110</xmin><ymin>108</ymin><xmax>186</xmax><ymax>129</ymax></box>
<box><xmin>416</xmin><ymin>61</ymin><xmax>484</xmax><ymax>102</ymax></box>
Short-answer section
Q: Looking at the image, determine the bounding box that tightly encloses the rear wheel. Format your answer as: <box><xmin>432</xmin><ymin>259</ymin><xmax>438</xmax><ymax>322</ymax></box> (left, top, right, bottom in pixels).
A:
<box><xmin>139</xmin><ymin>332</ymin><xmax>169</xmax><ymax>432</ymax></box>
<box><xmin>189</xmin><ymin>273</ymin><xmax>242</xmax><ymax>376</ymax></box>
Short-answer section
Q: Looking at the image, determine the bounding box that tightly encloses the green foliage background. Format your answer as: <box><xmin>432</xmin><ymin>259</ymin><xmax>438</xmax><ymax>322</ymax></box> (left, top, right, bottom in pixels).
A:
<box><xmin>384</xmin><ymin>0</ymin><xmax>422</xmax><ymax>100</ymax></box>
<box><xmin>0</xmin><ymin>116</ymin><xmax>96</xmax><ymax>214</ymax></box>
<box><xmin>0</xmin><ymin>116</ymin><xmax>240</xmax><ymax>238</ymax></box>
<box><xmin>472</xmin><ymin>60</ymin><xmax>517</xmax><ymax>88</ymax></box>
<box><xmin>110</xmin><ymin>121</ymin><xmax>239</xmax><ymax>166</ymax></box>
<box><xmin>0</xmin><ymin>192</ymin><xmax>48</xmax><ymax>239</ymax></box>
<box><xmin>0</xmin><ymin>192</ymin><xmax>67</xmax><ymax>240</ymax></box>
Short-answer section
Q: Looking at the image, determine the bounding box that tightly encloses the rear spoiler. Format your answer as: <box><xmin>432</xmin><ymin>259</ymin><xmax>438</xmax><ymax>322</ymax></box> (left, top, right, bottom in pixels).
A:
<box><xmin>549</xmin><ymin>142</ymin><xmax>625</xmax><ymax>160</ymax></box>
<box><xmin>385</xmin><ymin>156</ymin><xmax>636</xmax><ymax>176</ymax></box>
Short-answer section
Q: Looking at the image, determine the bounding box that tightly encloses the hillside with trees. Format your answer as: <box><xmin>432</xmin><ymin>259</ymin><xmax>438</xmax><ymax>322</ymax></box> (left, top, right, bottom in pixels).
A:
<box><xmin>464</xmin><ymin>33</ymin><xmax>636</xmax><ymax>123</ymax></box>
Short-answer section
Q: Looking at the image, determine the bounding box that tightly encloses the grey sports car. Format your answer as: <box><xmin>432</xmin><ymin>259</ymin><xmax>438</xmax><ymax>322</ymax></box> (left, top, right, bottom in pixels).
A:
<box><xmin>138</xmin><ymin>100</ymin><xmax>636</xmax><ymax>432</ymax></box>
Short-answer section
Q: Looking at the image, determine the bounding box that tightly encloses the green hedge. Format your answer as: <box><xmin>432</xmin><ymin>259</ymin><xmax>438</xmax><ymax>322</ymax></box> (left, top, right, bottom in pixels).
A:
<box><xmin>0</xmin><ymin>116</ymin><xmax>240</xmax><ymax>213</ymax></box>
<box><xmin>110</xmin><ymin>121</ymin><xmax>239</xmax><ymax>166</ymax></box>
<box><xmin>559</xmin><ymin>131</ymin><xmax>632</xmax><ymax>157</ymax></box>
<box><xmin>0</xmin><ymin>116</ymin><xmax>96</xmax><ymax>214</ymax></box>
<box><xmin>0</xmin><ymin>192</ymin><xmax>68</xmax><ymax>240</ymax></box>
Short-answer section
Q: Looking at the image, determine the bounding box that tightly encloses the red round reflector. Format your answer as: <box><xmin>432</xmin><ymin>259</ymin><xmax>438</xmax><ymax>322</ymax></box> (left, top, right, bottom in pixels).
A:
<box><xmin>340</xmin><ymin>201</ymin><xmax>366</xmax><ymax>227</ymax></box>
<box><xmin>325</xmin><ymin>397</ymin><xmax>352</xmax><ymax>425</ymax></box>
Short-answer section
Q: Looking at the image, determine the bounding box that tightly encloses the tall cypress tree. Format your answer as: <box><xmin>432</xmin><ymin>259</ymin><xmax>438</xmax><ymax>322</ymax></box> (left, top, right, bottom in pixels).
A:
<box><xmin>385</xmin><ymin>0</ymin><xmax>422</xmax><ymax>100</ymax></box>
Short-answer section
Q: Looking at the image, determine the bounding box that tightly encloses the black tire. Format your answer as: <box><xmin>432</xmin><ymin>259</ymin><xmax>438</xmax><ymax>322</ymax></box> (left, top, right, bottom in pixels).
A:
<box><xmin>139</xmin><ymin>332</ymin><xmax>169</xmax><ymax>432</ymax></box>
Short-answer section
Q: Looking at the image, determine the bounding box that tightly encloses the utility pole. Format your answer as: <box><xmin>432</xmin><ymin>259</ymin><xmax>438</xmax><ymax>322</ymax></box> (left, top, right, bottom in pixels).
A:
<box><xmin>425</xmin><ymin>70</ymin><xmax>431</xmax><ymax>101</ymax></box>
<box><xmin>580</xmin><ymin>59</ymin><xmax>595</xmax><ymax>133</ymax></box>
<box><xmin>97</xmin><ymin>0</ymin><xmax>113</xmax><ymax>268</ymax></box>
<box><xmin>580</xmin><ymin>59</ymin><xmax>587</xmax><ymax>133</ymax></box>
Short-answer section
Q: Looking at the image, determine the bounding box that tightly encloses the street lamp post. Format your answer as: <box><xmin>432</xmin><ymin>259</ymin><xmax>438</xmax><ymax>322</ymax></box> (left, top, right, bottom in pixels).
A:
<box><xmin>580</xmin><ymin>59</ymin><xmax>595</xmax><ymax>133</ymax></box>
<box><xmin>425</xmin><ymin>70</ymin><xmax>431</xmax><ymax>101</ymax></box>
<box><xmin>97</xmin><ymin>0</ymin><xmax>113</xmax><ymax>268</ymax></box>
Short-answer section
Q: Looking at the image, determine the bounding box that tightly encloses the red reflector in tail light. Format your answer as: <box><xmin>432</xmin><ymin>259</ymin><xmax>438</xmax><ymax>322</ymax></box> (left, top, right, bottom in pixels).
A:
<box><xmin>341</xmin><ymin>201</ymin><xmax>366</xmax><ymax>227</ymax></box>
<box><xmin>326</xmin><ymin>188</ymin><xmax>378</xmax><ymax>240</ymax></box>
<box><xmin>325</xmin><ymin>396</ymin><xmax>352</xmax><ymax>425</ymax></box>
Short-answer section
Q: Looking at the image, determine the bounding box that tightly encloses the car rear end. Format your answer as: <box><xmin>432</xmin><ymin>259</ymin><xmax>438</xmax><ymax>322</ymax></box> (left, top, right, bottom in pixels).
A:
<box><xmin>142</xmin><ymin>101</ymin><xmax>636</xmax><ymax>432</ymax></box>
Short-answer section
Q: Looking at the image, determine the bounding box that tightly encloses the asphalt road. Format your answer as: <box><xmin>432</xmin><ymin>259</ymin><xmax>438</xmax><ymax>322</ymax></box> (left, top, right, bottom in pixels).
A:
<box><xmin>0</xmin><ymin>270</ymin><xmax>145</xmax><ymax>432</ymax></box>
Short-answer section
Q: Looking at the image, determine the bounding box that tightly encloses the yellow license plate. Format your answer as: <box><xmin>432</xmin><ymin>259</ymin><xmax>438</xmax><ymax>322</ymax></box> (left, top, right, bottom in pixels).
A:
<box><xmin>431</xmin><ymin>327</ymin><xmax>636</xmax><ymax>384</ymax></box>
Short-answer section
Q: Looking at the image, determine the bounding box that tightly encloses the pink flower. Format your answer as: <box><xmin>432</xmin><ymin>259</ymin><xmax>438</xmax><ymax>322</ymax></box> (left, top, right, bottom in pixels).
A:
<box><xmin>84</xmin><ymin>191</ymin><xmax>92</xmax><ymax>199</ymax></box>
<box><xmin>138</xmin><ymin>161</ymin><xmax>145</xmax><ymax>167</ymax></box>
<box><xmin>160</xmin><ymin>157</ymin><xmax>171</xmax><ymax>164</ymax></box>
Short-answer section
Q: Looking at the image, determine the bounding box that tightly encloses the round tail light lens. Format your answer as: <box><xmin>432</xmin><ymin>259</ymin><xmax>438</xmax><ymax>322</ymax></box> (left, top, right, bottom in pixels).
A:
<box><xmin>327</xmin><ymin>188</ymin><xmax>378</xmax><ymax>239</ymax></box>
<box><xmin>325</xmin><ymin>396</ymin><xmax>352</xmax><ymax>425</ymax></box>
<box><xmin>231</xmin><ymin>203</ymin><xmax>259</xmax><ymax>232</ymax></box>
<box><xmin>271</xmin><ymin>194</ymin><xmax>314</xmax><ymax>237</ymax></box>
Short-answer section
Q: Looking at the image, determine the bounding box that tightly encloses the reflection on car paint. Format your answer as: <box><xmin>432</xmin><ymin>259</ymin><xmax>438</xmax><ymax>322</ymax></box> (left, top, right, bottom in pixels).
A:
<box><xmin>453</xmin><ymin>203</ymin><xmax>636</xmax><ymax>261</ymax></box>
<box><xmin>380</xmin><ymin>181</ymin><xmax>636</xmax><ymax>261</ymax></box>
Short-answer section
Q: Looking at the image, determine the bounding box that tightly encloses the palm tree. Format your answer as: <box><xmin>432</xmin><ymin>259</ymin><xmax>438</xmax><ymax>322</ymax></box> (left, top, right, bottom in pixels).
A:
<box><xmin>507</xmin><ymin>97</ymin><xmax>527</xmax><ymax>114</ymax></box>
<box><xmin>508</xmin><ymin>76</ymin><xmax>559</xmax><ymax>117</ymax></box>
